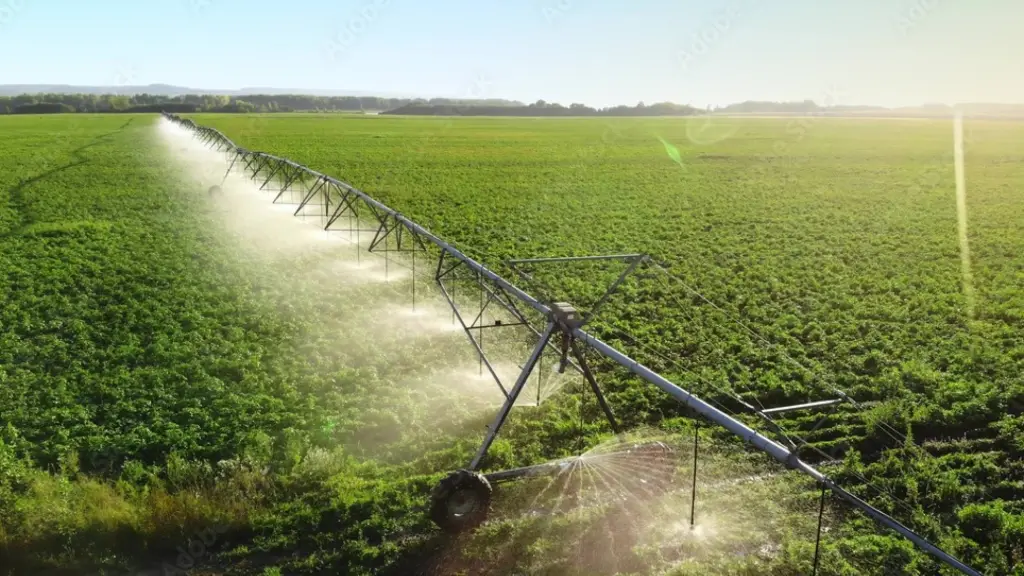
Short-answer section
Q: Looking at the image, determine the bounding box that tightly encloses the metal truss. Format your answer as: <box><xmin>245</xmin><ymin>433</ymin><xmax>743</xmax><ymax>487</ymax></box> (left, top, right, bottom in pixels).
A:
<box><xmin>161</xmin><ymin>112</ymin><xmax>981</xmax><ymax>576</ymax></box>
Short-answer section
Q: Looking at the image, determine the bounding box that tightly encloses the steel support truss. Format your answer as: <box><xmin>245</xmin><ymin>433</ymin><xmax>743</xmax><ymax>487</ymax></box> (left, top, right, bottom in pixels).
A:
<box><xmin>161</xmin><ymin>112</ymin><xmax>982</xmax><ymax>576</ymax></box>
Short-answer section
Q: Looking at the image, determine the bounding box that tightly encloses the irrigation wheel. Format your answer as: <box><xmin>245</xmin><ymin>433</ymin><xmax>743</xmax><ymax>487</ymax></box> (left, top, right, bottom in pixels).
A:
<box><xmin>429</xmin><ymin>469</ymin><xmax>492</xmax><ymax>533</ymax></box>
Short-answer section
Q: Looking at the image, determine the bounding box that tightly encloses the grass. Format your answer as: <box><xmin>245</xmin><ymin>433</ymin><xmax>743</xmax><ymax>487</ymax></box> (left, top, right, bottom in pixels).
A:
<box><xmin>1</xmin><ymin>112</ymin><xmax>1022</xmax><ymax>575</ymax></box>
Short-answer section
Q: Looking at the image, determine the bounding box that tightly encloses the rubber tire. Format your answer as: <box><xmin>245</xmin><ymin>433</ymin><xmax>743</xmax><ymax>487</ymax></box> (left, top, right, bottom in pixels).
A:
<box><xmin>429</xmin><ymin>470</ymin><xmax>492</xmax><ymax>533</ymax></box>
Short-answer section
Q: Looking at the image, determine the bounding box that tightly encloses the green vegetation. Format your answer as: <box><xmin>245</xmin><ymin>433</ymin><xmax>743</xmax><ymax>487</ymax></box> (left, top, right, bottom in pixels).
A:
<box><xmin>1</xmin><ymin>112</ymin><xmax>1022</xmax><ymax>575</ymax></box>
<box><xmin>383</xmin><ymin>100</ymin><xmax>700</xmax><ymax>116</ymax></box>
<box><xmin>4</xmin><ymin>90</ymin><xmax>1024</xmax><ymax>118</ymax></box>
<box><xmin>0</xmin><ymin>93</ymin><xmax>526</xmax><ymax>115</ymax></box>
<box><xmin>0</xmin><ymin>92</ymin><xmax>699</xmax><ymax>116</ymax></box>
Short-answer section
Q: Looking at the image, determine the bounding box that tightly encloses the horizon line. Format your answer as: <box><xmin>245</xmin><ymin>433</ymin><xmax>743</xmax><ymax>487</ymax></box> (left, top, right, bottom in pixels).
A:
<box><xmin>3</xmin><ymin>84</ymin><xmax>1024</xmax><ymax>111</ymax></box>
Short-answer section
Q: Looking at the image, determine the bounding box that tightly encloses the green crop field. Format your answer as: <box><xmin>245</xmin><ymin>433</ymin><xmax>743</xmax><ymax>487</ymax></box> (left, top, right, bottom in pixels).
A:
<box><xmin>1</xmin><ymin>112</ymin><xmax>1022</xmax><ymax>575</ymax></box>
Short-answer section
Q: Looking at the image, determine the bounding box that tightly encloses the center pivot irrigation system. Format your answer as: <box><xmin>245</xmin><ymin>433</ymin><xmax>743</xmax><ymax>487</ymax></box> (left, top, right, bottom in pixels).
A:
<box><xmin>162</xmin><ymin>113</ymin><xmax>982</xmax><ymax>576</ymax></box>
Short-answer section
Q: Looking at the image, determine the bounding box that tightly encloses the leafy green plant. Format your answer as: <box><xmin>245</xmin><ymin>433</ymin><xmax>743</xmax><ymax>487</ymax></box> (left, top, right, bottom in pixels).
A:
<box><xmin>0</xmin><ymin>112</ymin><xmax>1021</xmax><ymax>575</ymax></box>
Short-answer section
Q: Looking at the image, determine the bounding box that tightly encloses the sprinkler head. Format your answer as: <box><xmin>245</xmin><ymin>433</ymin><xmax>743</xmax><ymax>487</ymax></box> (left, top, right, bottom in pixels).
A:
<box><xmin>554</xmin><ymin>458</ymin><xmax>580</xmax><ymax>475</ymax></box>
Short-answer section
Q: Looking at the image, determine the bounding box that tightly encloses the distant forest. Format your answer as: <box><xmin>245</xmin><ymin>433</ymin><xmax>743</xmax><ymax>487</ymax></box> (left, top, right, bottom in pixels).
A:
<box><xmin>0</xmin><ymin>93</ymin><xmax>778</xmax><ymax>117</ymax></box>
<box><xmin>0</xmin><ymin>93</ymin><xmax>701</xmax><ymax>116</ymax></box>
<box><xmin>2</xmin><ymin>92</ymin><xmax>1022</xmax><ymax>118</ymax></box>
<box><xmin>382</xmin><ymin>100</ymin><xmax>701</xmax><ymax>116</ymax></box>
<box><xmin>0</xmin><ymin>93</ymin><xmax>525</xmax><ymax>115</ymax></box>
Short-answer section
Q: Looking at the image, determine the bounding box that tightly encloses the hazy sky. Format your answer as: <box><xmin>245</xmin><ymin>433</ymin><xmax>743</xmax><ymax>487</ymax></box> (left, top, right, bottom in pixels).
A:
<box><xmin>1</xmin><ymin>0</ymin><xmax>1021</xmax><ymax>107</ymax></box>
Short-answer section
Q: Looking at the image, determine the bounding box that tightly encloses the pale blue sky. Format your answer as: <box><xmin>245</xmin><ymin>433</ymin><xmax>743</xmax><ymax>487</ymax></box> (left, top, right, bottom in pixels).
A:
<box><xmin>1</xmin><ymin>0</ymin><xmax>1021</xmax><ymax>107</ymax></box>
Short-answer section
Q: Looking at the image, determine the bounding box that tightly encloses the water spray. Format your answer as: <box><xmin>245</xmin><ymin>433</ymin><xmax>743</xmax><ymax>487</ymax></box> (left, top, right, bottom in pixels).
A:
<box><xmin>161</xmin><ymin>112</ymin><xmax>982</xmax><ymax>576</ymax></box>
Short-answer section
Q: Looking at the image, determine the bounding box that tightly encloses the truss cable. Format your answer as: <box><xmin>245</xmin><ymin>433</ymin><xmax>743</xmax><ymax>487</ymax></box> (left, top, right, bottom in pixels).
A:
<box><xmin>202</xmin><ymin>118</ymin><xmax>926</xmax><ymax>531</ymax></box>
<box><xmin>591</xmin><ymin>323</ymin><xmax>757</xmax><ymax>425</ymax></box>
<box><xmin>648</xmin><ymin>266</ymin><xmax>770</xmax><ymax>414</ymax></box>
<box><xmin>614</xmin><ymin>326</ymin><xmax>922</xmax><ymax>522</ymax></box>
<box><xmin>644</xmin><ymin>267</ymin><xmax>944</xmax><ymax>533</ymax></box>
<box><xmin>162</xmin><ymin>113</ymin><xmax>982</xmax><ymax>576</ymax></box>
<box><xmin>649</xmin><ymin>262</ymin><xmax>930</xmax><ymax>453</ymax></box>
<box><xmin>594</xmin><ymin>272</ymin><xmax>785</xmax><ymax>434</ymax></box>
<box><xmin>594</xmin><ymin>314</ymin><xmax>924</xmax><ymax>525</ymax></box>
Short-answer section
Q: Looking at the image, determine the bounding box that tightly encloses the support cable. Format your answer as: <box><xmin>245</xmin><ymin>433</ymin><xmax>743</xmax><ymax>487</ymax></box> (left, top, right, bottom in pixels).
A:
<box><xmin>163</xmin><ymin>113</ymin><xmax>982</xmax><ymax>576</ymax></box>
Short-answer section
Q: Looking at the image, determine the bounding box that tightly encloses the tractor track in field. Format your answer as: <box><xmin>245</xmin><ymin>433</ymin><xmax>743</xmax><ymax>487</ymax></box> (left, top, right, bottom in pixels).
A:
<box><xmin>2</xmin><ymin>118</ymin><xmax>133</xmax><ymax>237</ymax></box>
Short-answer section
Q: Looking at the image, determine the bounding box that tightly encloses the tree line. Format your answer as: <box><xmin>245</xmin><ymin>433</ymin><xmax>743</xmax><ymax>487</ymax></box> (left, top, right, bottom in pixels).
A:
<box><xmin>383</xmin><ymin>100</ymin><xmax>702</xmax><ymax>116</ymax></box>
<box><xmin>0</xmin><ymin>93</ymin><xmax>526</xmax><ymax>115</ymax></box>
<box><xmin>0</xmin><ymin>93</ymin><xmax>702</xmax><ymax>117</ymax></box>
<box><xmin>7</xmin><ymin>93</ymin><xmax>1006</xmax><ymax>118</ymax></box>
